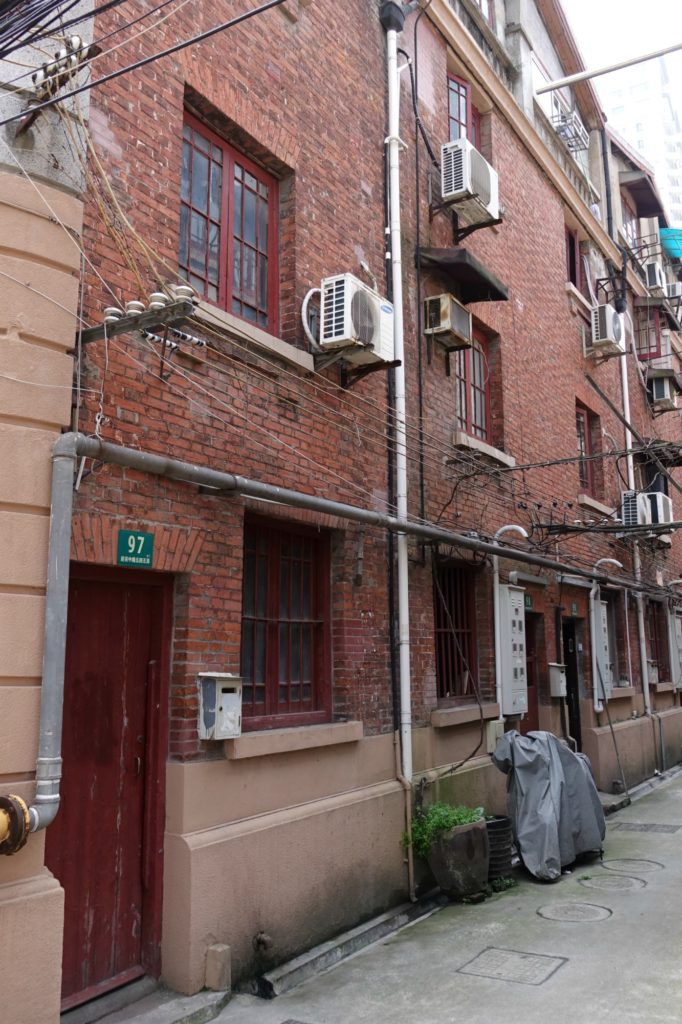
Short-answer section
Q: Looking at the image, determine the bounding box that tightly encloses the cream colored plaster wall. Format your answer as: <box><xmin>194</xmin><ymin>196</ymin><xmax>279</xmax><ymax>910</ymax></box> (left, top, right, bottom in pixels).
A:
<box><xmin>582</xmin><ymin>709</ymin><xmax>682</xmax><ymax>790</ymax></box>
<box><xmin>162</xmin><ymin>778</ymin><xmax>406</xmax><ymax>994</ymax></box>
<box><xmin>0</xmin><ymin>169</ymin><xmax>82</xmax><ymax>1022</ymax></box>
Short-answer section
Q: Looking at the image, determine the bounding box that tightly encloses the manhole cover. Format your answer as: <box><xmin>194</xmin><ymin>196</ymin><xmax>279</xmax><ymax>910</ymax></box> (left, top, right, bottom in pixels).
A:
<box><xmin>579</xmin><ymin>874</ymin><xmax>646</xmax><ymax>892</ymax></box>
<box><xmin>610</xmin><ymin>822</ymin><xmax>680</xmax><ymax>833</ymax></box>
<box><xmin>602</xmin><ymin>858</ymin><xmax>664</xmax><ymax>873</ymax></box>
<box><xmin>458</xmin><ymin>947</ymin><xmax>567</xmax><ymax>985</ymax></box>
<box><xmin>537</xmin><ymin>902</ymin><xmax>611</xmax><ymax>921</ymax></box>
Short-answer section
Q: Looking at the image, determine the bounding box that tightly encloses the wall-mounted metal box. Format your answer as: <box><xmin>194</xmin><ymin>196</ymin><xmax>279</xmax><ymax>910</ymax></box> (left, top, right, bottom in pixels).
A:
<box><xmin>198</xmin><ymin>673</ymin><xmax>242</xmax><ymax>740</ymax></box>
<box><xmin>548</xmin><ymin>662</ymin><xmax>567</xmax><ymax>698</ymax></box>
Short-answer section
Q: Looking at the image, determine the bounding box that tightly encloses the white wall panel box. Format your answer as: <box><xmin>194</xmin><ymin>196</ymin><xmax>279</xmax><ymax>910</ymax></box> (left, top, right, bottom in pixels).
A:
<box><xmin>499</xmin><ymin>584</ymin><xmax>528</xmax><ymax>715</ymax></box>
<box><xmin>548</xmin><ymin>662</ymin><xmax>567</xmax><ymax>698</ymax></box>
<box><xmin>198</xmin><ymin>673</ymin><xmax>243</xmax><ymax>740</ymax></box>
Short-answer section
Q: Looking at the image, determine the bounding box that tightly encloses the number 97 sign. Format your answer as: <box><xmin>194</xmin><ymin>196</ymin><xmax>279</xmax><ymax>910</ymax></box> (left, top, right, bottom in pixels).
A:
<box><xmin>117</xmin><ymin>529</ymin><xmax>154</xmax><ymax>567</ymax></box>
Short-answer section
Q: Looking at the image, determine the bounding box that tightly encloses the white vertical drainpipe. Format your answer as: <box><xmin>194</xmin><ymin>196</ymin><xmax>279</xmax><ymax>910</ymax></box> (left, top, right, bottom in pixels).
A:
<box><xmin>619</xmin><ymin>336</ymin><xmax>651</xmax><ymax>715</ymax></box>
<box><xmin>383</xmin><ymin>5</ymin><xmax>412</xmax><ymax>784</ymax></box>
<box><xmin>493</xmin><ymin>525</ymin><xmax>528</xmax><ymax>719</ymax></box>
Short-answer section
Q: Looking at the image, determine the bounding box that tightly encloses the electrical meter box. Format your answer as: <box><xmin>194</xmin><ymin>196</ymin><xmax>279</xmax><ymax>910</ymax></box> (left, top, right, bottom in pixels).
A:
<box><xmin>548</xmin><ymin>662</ymin><xmax>567</xmax><ymax>698</ymax></box>
<box><xmin>198</xmin><ymin>673</ymin><xmax>242</xmax><ymax>740</ymax></box>
<box><xmin>499</xmin><ymin>584</ymin><xmax>528</xmax><ymax>715</ymax></box>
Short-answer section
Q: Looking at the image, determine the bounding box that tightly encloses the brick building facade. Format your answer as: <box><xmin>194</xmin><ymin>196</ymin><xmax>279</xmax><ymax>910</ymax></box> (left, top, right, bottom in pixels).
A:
<box><xmin>2</xmin><ymin>0</ymin><xmax>682</xmax><ymax>1018</ymax></box>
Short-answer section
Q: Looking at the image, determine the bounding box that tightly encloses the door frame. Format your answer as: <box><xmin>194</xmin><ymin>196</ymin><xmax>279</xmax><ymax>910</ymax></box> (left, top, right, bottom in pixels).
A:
<box><xmin>67</xmin><ymin>562</ymin><xmax>173</xmax><ymax>986</ymax></box>
<box><xmin>562</xmin><ymin>617</ymin><xmax>583</xmax><ymax>752</ymax></box>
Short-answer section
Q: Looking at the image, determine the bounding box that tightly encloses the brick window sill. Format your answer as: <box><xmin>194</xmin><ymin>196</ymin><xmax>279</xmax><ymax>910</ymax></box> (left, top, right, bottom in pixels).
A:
<box><xmin>224</xmin><ymin>720</ymin><xmax>362</xmax><ymax>759</ymax></box>
<box><xmin>194</xmin><ymin>302</ymin><xmax>314</xmax><ymax>373</ymax></box>
<box><xmin>431</xmin><ymin>702</ymin><xmax>500</xmax><ymax>728</ymax></box>
<box><xmin>452</xmin><ymin>431</ymin><xmax>515</xmax><ymax>468</ymax></box>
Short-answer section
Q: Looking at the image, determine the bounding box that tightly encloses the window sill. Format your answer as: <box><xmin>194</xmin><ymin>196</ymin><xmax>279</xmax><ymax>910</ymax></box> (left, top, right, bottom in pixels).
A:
<box><xmin>431</xmin><ymin>703</ymin><xmax>500</xmax><ymax>729</ymax></box>
<box><xmin>577</xmin><ymin>494</ymin><xmax>616</xmax><ymax>517</ymax></box>
<box><xmin>607</xmin><ymin>686</ymin><xmax>635</xmax><ymax>700</ymax></box>
<box><xmin>452</xmin><ymin>431</ymin><xmax>515</xmax><ymax>468</ymax></box>
<box><xmin>565</xmin><ymin>281</ymin><xmax>592</xmax><ymax>320</ymax></box>
<box><xmin>653</xmin><ymin>681</ymin><xmax>675</xmax><ymax>694</ymax></box>
<box><xmin>194</xmin><ymin>302</ymin><xmax>315</xmax><ymax>373</ymax></box>
<box><xmin>224</xmin><ymin>720</ymin><xmax>363</xmax><ymax>759</ymax></box>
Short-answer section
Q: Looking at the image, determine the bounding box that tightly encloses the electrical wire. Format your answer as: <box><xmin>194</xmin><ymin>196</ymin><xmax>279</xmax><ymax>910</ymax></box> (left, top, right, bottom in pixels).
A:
<box><xmin>0</xmin><ymin>0</ymin><xmax>291</xmax><ymax>129</ymax></box>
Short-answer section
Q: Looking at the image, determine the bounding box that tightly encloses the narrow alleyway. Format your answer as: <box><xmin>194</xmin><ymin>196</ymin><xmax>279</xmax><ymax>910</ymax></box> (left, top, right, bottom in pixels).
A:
<box><xmin>209</xmin><ymin>775</ymin><xmax>682</xmax><ymax>1024</ymax></box>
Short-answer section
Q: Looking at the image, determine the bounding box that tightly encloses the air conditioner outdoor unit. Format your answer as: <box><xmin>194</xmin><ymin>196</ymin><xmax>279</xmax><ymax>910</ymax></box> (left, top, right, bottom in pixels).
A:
<box><xmin>646</xmin><ymin>491</ymin><xmax>673</xmax><ymax>526</ymax></box>
<box><xmin>591</xmin><ymin>303</ymin><xmax>623</xmax><ymax>354</ymax></box>
<box><xmin>621</xmin><ymin>490</ymin><xmax>653</xmax><ymax>529</ymax></box>
<box><xmin>645</xmin><ymin>261</ymin><xmax>666</xmax><ymax>295</ymax></box>
<box><xmin>650</xmin><ymin>374</ymin><xmax>678</xmax><ymax>411</ymax></box>
<box><xmin>319</xmin><ymin>274</ymin><xmax>394</xmax><ymax>365</ymax></box>
<box><xmin>440</xmin><ymin>137</ymin><xmax>499</xmax><ymax>224</ymax></box>
<box><xmin>423</xmin><ymin>293</ymin><xmax>472</xmax><ymax>351</ymax></box>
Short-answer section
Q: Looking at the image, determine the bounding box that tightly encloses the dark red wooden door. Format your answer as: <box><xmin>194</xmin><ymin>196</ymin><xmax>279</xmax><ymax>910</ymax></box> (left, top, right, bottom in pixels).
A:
<box><xmin>521</xmin><ymin>613</ymin><xmax>540</xmax><ymax>735</ymax></box>
<box><xmin>45</xmin><ymin>567</ymin><xmax>170</xmax><ymax>1009</ymax></box>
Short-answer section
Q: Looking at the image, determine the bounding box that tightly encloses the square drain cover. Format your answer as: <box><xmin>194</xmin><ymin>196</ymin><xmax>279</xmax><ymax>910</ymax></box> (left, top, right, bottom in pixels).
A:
<box><xmin>611</xmin><ymin>822</ymin><xmax>680</xmax><ymax>833</ymax></box>
<box><xmin>458</xmin><ymin>947</ymin><xmax>567</xmax><ymax>985</ymax></box>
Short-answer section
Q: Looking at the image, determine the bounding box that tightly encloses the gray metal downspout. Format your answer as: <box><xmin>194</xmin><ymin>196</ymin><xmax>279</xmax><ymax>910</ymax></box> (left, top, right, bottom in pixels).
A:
<box><xmin>29</xmin><ymin>433</ymin><xmax>79</xmax><ymax>832</ymax></box>
<box><xmin>20</xmin><ymin>431</ymin><xmax>663</xmax><ymax>848</ymax></box>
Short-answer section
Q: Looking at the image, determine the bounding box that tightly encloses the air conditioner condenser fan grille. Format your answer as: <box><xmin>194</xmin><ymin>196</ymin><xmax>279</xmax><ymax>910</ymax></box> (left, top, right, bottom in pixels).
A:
<box><xmin>322</xmin><ymin>281</ymin><xmax>346</xmax><ymax>341</ymax></box>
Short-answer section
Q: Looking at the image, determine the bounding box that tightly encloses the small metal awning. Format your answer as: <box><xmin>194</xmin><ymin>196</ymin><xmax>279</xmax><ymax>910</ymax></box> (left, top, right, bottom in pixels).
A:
<box><xmin>634</xmin><ymin>295</ymin><xmax>681</xmax><ymax>331</ymax></box>
<box><xmin>417</xmin><ymin>247</ymin><xmax>509</xmax><ymax>304</ymax></box>
<box><xmin>619</xmin><ymin>170</ymin><xmax>665</xmax><ymax>219</ymax></box>
<box><xmin>637</xmin><ymin>440</ymin><xmax>682</xmax><ymax>466</ymax></box>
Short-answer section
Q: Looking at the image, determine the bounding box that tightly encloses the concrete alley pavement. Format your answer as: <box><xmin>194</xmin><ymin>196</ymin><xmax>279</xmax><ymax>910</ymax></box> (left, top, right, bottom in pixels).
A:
<box><xmin>214</xmin><ymin>775</ymin><xmax>682</xmax><ymax>1024</ymax></box>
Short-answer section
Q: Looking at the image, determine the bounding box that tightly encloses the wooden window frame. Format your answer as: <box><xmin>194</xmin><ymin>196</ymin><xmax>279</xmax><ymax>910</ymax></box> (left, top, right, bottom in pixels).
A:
<box><xmin>565</xmin><ymin>226</ymin><xmax>582</xmax><ymax>290</ymax></box>
<box><xmin>470</xmin><ymin>0</ymin><xmax>495</xmax><ymax>26</ymax></box>
<box><xmin>621</xmin><ymin>193</ymin><xmax>640</xmax><ymax>251</ymax></box>
<box><xmin>636</xmin><ymin>307</ymin><xmax>663</xmax><ymax>360</ymax></box>
<box><xmin>455</xmin><ymin>331</ymin><xmax>490</xmax><ymax>441</ymax></box>
<box><xmin>433</xmin><ymin>561</ymin><xmax>479</xmax><ymax>704</ymax></box>
<box><xmin>240</xmin><ymin>518</ymin><xmax>331</xmax><ymax>730</ymax></box>
<box><xmin>448</xmin><ymin>73</ymin><xmax>481</xmax><ymax>150</ymax></box>
<box><xmin>180</xmin><ymin>112</ymin><xmax>279</xmax><ymax>332</ymax></box>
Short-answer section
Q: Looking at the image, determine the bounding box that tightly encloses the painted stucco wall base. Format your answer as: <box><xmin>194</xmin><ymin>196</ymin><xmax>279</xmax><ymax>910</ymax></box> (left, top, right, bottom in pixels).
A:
<box><xmin>583</xmin><ymin>707</ymin><xmax>682</xmax><ymax>791</ymax></box>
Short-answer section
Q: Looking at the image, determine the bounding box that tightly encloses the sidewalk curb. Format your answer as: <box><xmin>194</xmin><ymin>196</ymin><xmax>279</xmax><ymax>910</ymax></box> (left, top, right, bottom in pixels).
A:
<box><xmin>601</xmin><ymin>762</ymin><xmax>682</xmax><ymax>815</ymax></box>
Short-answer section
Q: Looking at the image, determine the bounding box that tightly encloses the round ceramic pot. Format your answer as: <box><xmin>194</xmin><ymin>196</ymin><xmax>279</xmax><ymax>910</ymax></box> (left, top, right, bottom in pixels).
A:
<box><xmin>427</xmin><ymin>818</ymin><xmax>490</xmax><ymax>898</ymax></box>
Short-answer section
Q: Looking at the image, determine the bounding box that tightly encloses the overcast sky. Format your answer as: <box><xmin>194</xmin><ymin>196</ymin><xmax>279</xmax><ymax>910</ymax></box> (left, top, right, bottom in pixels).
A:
<box><xmin>562</xmin><ymin>1</ymin><xmax>679</xmax><ymax>73</ymax></box>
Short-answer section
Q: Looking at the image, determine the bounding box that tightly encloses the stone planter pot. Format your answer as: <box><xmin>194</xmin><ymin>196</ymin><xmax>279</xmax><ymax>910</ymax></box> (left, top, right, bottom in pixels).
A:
<box><xmin>427</xmin><ymin>818</ymin><xmax>490</xmax><ymax>898</ymax></box>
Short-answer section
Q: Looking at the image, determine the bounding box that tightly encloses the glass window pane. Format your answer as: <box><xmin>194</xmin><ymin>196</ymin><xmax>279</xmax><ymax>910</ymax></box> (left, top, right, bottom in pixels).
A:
<box><xmin>255</xmin><ymin>622</ymin><xmax>266</xmax><ymax>682</ymax></box>
<box><xmin>208</xmin><ymin>222</ymin><xmax>220</xmax><ymax>286</ymax></box>
<box><xmin>244</xmin><ymin>188</ymin><xmax>257</xmax><ymax>246</ymax></box>
<box><xmin>191</xmin><ymin>150</ymin><xmax>209</xmax><ymax>213</ymax></box>
<box><xmin>258</xmin><ymin>180</ymin><xmax>269</xmax><ymax>198</ymax></box>
<box><xmin>291</xmin><ymin>624</ymin><xmax>300</xmax><ymax>682</ymax></box>
<box><xmin>292</xmin><ymin>561</ymin><xmax>301</xmax><ymax>615</ymax></box>
<box><xmin>279</xmin><ymin>623</ymin><xmax>288</xmax><ymax>683</ymax></box>
<box><xmin>208</xmin><ymin>283</ymin><xmax>218</xmax><ymax>301</ymax></box>
<box><xmin>257</xmin><ymin>553</ymin><xmax>267</xmax><ymax>616</ymax></box>
<box><xmin>179</xmin><ymin>203</ymin><xmax>189</xmax><ymax>269</ymax></box>
<box><xmin>258</xmin><ymin>196</ymin><xmax>269</xmax><ymax>251</ymax></box>
<box><xmin>243</xmin><ymin>305</ymin><xmax>257</xmax><ymax>322</ymax></box>
<box><xmin>242</xmin><ymin>621</ymin><xmax>253</xmax><ymax>679</ymax></box>
<box><xmin>233</xmin><ymin>245</ymin><xmax>241</xmax><ymax>297</ymax></box>
<box><xmin>243</xmin><ymin>246</ymin><xmax>256</xmax><ymax>300</ymax></box>
<box><xmin>243</xmin><ymin>552</ymin><xmax>255</xmax><ymax>616</ymax></box>
<box><xmin>245</xmin><ymin>170</ymin><xmax>257</xmax><ymax>190</ymax></box>
<box><xmin>302</xmin><ymin>629</ymin><xmax>311</xmax><ymax>681</ymax></box>
<box><xmin>258</xmin><ymin>255</ymin><xmax>268</xmax><ymax>310</ymax></box>
<box><xmin>280</xmin><ymin>558</ymin><xmax>289</xmax><ymax>617</ymax></box>
<box><xmin>189</xmin><ymin>212</ymin><xmax>207</xmax><ymax>275</ymax></box>
<box><xmin>194</xmin><ymin>131</ymin><xmax>209</xmax><ymax>154</ymax></box>
<box><xmin>234</xmin><ymin>163</ymin><xmax>243</xmax><ymax>181</ymax></box>
<box><xmin>233</xmin><ymin>179</ymin><xmax>242</xmax><ymax>238</ymax></box>
<box><xmin>181</xmin><ymin>141</ymin><xmax>191</xmax><ymax>203</ymax></box>
<box><xmin>212</xmin><ymin>144</ymin><xmax>222</xmax><ymax>163</ymax></box>
<box><xmin>210</xmin><ymin>162</ymin><xmax>222</xmax><ymax>221</ymax></box>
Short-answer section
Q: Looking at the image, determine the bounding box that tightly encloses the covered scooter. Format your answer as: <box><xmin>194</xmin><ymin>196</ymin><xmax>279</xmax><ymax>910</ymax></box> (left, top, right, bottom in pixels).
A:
<box><xmin>492</xmin><ymin>730</ymin><xmax>605</xmax><ymax>881</ymax></box>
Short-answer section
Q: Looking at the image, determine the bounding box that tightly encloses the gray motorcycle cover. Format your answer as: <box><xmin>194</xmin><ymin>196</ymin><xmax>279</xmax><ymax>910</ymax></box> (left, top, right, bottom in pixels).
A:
<box><xmin>492</xmin><ymin>730</ymin><xmax>606</xmax><ymax>881</ymax></box>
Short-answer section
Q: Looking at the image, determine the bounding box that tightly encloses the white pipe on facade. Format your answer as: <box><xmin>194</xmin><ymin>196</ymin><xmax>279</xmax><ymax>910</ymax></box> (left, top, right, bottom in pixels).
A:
<box><xmin>535</xmin><ymin>42</ymin><xmax>682</xmax><ymax>95</ymax></box>
<box><xmin>620</xmin><ymin>335</ymin><xmax>651</xmax><ymax>715</ymax></box>
<box><xmin>383</xmin><ymin>8</ymin><xmax>413</xmax><ymax>785</ymax></box>
<box><xmin>493</xmin><ymin>525</ymin><xmax>528</xmax><ymax>719</ymax></box>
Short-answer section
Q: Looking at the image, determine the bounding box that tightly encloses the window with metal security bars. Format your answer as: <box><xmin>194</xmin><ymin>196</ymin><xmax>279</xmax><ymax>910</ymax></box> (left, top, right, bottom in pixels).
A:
<box><xmin>647</xmin><ymin>601</ymin><xmax>670</xmax><ymax>682</ymax></box>
<box><xmin>240</xmin><ymin>520</ymin><xmax>331</xmax><ymax>729</ymax></box>
<box><xmin>575</xmin><ymin>403</ymin><xmax>600</xmax><ymax>496</ymax></box>
<box><xmin>179</xmin><ymin>113</ymin><xmax>278</xmax><ymax>330</ymax></box>
<box><xmin>433</xmin><ymin>562</ymin><xmax>479</xmax><ymax>702</ymax></box>
<box><xmin>621</xmin><ymin>194</ymin><xmax>640</xmax><ymax>251</ymax></box>
<box><xmin>635</xmin><ymin>308</ymin><xmax>663</xmax><ymax>359</ymax></box>
<box><xmin>448</xmin><ymin>74</ymin><xmax>481</xmax><ymax>150</ymax></box>
<box><xmin>455</xmin><ymin>333</ymin><xmax>489</xmax><ymax>440</ymax></box>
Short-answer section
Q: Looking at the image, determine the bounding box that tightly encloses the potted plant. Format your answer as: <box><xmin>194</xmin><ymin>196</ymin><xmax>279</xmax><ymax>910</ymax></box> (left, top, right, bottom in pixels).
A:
<box><xmin>407</xmin><ymin>802</ymin><xmax>489</xmax><ymax>899</ymax></box>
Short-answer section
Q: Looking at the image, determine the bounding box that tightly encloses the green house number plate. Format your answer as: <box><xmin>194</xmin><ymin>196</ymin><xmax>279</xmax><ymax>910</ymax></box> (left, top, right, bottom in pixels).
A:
<box><xmin>117</xmin><ymin>529</ymin><xmax>154</xmax><ymax>567</ymax></box>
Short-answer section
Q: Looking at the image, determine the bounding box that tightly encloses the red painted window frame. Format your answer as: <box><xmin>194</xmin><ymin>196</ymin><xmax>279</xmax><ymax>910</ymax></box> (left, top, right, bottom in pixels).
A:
<box><xmin>240</xmin><ymin>518</ymin><xmax>332</xmax><ymax>730</ymax></box>
<box><xmin>433</xmin><ymin>562</ymin><xmax>479</xmax><ymax>703</ymax></box>
<box><xmin>455</xmin><ymin>331</ymin><xmax>490</xmax><ymax>441</ymax></box>
<box><xmin>448</xmin><ymin>73</ymin><xmax>481</xmax><ymax>149</ymax></box>
<box><xmin>180</xmin><ymin>112</ymin><xmax>279</xmax><ymax>333</ymax></box>
<box><xmin>636</xmin><ymin>307</ymin><xmax>662</xmax><ymax>359</ymax></box>
<box><xmin>575</xmin><ymin>403</ymin><xmax>595</xmax><ymax>495</ymax></box>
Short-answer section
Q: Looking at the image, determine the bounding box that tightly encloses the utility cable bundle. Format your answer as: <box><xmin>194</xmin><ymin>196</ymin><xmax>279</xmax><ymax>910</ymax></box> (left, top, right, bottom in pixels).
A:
<box><xmin>0</xmin><ymin>0</ymin><xmax>128</xmax><ymax>59</ymax></box>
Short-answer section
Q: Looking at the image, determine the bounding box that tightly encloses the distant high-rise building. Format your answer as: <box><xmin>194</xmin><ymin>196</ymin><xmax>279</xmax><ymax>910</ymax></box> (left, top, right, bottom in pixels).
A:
<box><xmin>595</xmin><ymin>54</ymin><xmax>682</xmax><ymax>226</ymax></box>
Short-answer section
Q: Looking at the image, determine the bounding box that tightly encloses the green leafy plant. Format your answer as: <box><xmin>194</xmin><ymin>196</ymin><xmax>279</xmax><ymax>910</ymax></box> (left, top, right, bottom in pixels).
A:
<box><xmin>405</xmin><ymin>802</ymin><xmax>484</xmax><ymax>859</ymax></box>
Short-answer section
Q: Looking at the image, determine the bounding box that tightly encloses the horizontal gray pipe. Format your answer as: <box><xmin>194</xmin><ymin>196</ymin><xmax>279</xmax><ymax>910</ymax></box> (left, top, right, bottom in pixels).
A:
<box><xmin>28</xmin><ymin>430</ymin><xmax>661</xmax><ymax>833</ymax></box>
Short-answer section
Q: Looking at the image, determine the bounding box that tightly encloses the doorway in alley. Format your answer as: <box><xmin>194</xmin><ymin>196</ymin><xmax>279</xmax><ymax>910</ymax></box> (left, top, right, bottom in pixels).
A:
<box><xmin>562</xmin><ymin>618</ymin><xmax>583</xmax><ymax>751</ymax></box>
<box><xmin>521</xmin><ymin>612</ymin><xmax>541</xmax><ymax>734</ymax></box>
<box><xmin>45</xmin><ymin>565</ymin><xmax>172</xmax><ymax>1010</ymax></box>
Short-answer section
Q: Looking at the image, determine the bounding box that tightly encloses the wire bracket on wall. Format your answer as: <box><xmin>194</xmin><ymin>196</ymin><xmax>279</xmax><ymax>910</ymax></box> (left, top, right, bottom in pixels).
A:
<box><xmin>73</xmin><ymin>299</ymin><xmax>195</xmax><ymax>350</ymax></box>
